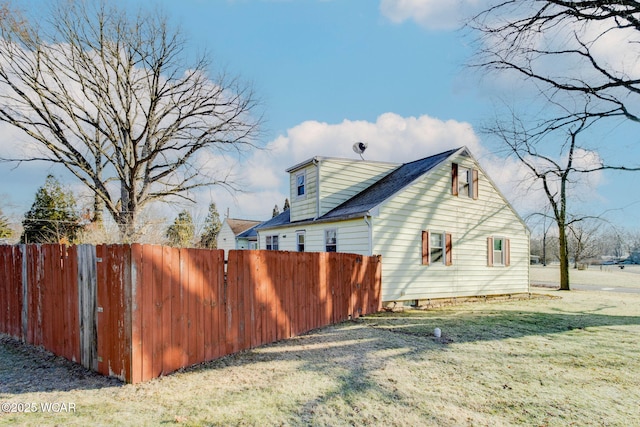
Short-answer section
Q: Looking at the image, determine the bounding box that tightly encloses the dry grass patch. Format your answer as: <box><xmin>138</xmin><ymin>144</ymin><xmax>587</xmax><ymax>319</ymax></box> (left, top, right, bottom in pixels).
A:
<box><xmin>531</xmin><ymin>264</ymin><xmax>640</xmax><ymax>288</ymax></box>
<box><xmin>1</xmin><ymin>290</ymin><xmax>639</xmax><ymax>426</ymax></box>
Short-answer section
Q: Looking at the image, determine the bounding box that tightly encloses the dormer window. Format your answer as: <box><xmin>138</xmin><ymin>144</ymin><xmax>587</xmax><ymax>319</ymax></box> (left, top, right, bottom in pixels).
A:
<box><xmin>296</xmin><ymin>171</ymin><xmax>306</xmax><ymax>197</ymax></box>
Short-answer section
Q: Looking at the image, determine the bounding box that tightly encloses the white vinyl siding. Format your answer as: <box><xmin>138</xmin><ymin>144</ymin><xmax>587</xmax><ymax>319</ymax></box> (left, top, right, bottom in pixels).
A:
<box><xmin>217</xmin><ymin>221</ymin><xmax>238</xmax><ymax>259</ymax></box>
<box><xmin>373</xmin><ymin>154</ymin><xmax>529</xmax><ymax>302</ymax></box>
<box><xmin>289</xmin><ymin>163</ymin><xmax>317</xmax><ymax>222</ymax></box>
<box><xmin>258</xmin><ymin>219</ymin><xmax>369</xmax><ymax>255</ymax></box>
<box><xmin>317</xmin><ymin>159</ymin><xmax>397</xmax><ymax>216</ymax></box>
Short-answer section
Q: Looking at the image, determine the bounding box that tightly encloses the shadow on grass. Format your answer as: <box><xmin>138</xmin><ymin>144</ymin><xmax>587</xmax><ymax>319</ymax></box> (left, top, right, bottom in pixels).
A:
<box><xmin>359</xmin><ymin>308</ymin><xmax>640</xmax><ymax>344</ymax></box>
<box><xmin>3</xmin><ymin>299</ymin><xmax>639</xmax><ymax>425</ymax></box>
<box><xmin>0</xmin><ymin>334</ymin><xmax>123</xmax><ymax>394</ymax></box>
<box><xmin>176</xmin><ymin>302</ymin><xmax>640</xmax><ymax>424</ymax></box>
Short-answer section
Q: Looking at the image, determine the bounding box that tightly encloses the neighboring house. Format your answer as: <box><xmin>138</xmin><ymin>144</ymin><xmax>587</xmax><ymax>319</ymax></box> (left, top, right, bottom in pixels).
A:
<box><xmin>256</xmin><ymin>147</ymin><xmax>530</xmax><ymax>304</ymax></box>
<box><xmin>217</xmin><ymin>218</ymin><xmax>262</xmax><ymax>257</ymax></box>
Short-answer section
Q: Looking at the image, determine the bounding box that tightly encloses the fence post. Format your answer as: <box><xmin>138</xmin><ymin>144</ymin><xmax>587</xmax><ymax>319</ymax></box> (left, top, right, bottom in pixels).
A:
<box><xmin>77</xmin><ymin>244</ymin><xmax>98</xmax><ymax>371</ymax></box>
<box><xmin>20</xmin><ymin>244</ymin><xmax>27</xmax><ymax>341</ymax></box>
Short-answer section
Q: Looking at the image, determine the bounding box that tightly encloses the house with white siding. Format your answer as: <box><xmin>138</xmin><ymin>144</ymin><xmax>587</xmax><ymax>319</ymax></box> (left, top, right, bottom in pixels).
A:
<box><xmin>256</xmin><ymin>147</ymin><xmax>530</xmax><ymax>304</ymax></box>
<box><xmin>217</xmin><ymin>218</ymin><xmax>261</xmax><ymax>258</ymax></box>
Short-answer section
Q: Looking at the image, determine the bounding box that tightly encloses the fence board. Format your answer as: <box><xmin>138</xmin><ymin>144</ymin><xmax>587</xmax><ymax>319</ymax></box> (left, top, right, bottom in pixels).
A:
<box><xmin>168</xmin><ymin>247</ymin><xmax>183</xmax><ymax>373</ymax></box>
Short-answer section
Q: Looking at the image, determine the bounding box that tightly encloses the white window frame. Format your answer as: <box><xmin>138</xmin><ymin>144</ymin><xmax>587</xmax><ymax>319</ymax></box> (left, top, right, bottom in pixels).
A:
<box><xmin>325</xmin><ymin>228</ymin><xmax>337</xmax><ymax>252</ymax></box>
<box><xmin>493</xmin><ymin>237</ymin><xmax>505</xmax><ymax>266</ymax></box>
<box><xmin>295</xmin><ymin>171</ymin><xmax>306</xmax><ymax>198</ymax></box>
<box><xmin>458</xmin><ymin>167</ymin><xmax>471</xmax><ymax>198</ymax></box>
<box><xmin>296</xmin><ymin>231</ymin><xmax>305</xmax><ymax>252</ymax></box>
<box><xmin>430</xmin><ymin>232</ymin><xmax>445</xmax><ymax>264</ymax></box>
<box><xmin>488</xmin><ymin>236</ymin><xmax>510</xmax><ymax>267</ymax></box>
<box><xmin>266</xmin><ymin>235</ymin><xmax>279</xmax><ymax>250</ymax></box>
<box><xmin>422</xmin><ymin>230</ymin><xmax>452</xmax><ymax>266</ymax></box>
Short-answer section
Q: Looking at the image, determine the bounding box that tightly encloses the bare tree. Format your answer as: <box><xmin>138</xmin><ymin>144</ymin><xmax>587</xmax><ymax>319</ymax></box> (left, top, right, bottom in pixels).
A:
<box><xmin>0</xmin><ymin>0</ymin><xmax>261</xmax><ymax>241</ymax></box>
<box><xmin>485</xmin><ymin>110</ymin><xmax>626</xmax><ymax>290</ymax></box>
<box><xmin>471</xmin><ymin>1</ymin><xmax>640</xmax><ymax>131</ymax></box>
<box><xmin>567</xmin><ymin>218</ymin><xmax>602</xmax><ymax>268</ymax></box>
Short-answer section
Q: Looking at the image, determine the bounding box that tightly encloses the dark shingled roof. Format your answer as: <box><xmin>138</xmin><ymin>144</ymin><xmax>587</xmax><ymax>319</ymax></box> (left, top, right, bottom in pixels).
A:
<box><xmin>256</xmin><ymin>209</ymin><xmax>290</xmax><ymax>230</ymax></box>
<box><xmin>237</xmin><ymin>224</ymin><xmax>259</xmax><ymax>239</ymax></box>
<box><xmin>320</xmin><ymin>147</ymin><xmax>460</xmax><ymax>220</ymax></box>
<box><xmin>257</xmin><ymin>147</ymin><xmax>463</xmax><ymax>230</ymax></box>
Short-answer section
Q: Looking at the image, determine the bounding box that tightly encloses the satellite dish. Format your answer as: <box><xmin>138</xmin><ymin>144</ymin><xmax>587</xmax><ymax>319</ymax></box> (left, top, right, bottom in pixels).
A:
<box><xmin>352</xmin><ymin>142</ymin><xmax>368</xmax><ymax>159</ymax></box>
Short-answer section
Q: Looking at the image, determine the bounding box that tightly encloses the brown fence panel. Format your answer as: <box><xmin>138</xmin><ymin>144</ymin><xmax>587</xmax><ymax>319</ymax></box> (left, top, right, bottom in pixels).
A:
<box><xmin>0</xmin><ymin>245</ymin><xmax>23</xmax><ymax>338</ymax></box>
<box><xmin>2</xmin><ymin>245</ymin><xmax>381</xmax><ymax>384</ymax></box>
<box><xmin>96</xmin><ymin>244</ymin><xmax>132</xmax><ymax>381</ymax></box>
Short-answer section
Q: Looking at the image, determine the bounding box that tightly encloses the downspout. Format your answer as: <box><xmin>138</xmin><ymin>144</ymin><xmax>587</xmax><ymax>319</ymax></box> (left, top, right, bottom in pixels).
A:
<box><xmin>313</xmin><ymin>158</ymin><xmax>320</xmax><ymax>220</ymax></box>
<box><xmin>364</xmin><ymin>215</ymin><xmax>372</xmax><ymax>256</ymax></box>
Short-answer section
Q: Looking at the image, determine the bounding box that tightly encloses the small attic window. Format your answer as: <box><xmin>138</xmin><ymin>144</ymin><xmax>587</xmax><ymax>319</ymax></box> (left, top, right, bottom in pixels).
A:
<box><xmin>296</xmin><ymin>171</ymin><xmax>306</xmax><ymax>197</ymax></box>
<box><xmin>452</xmin><ymin>163</ymin><xmax>478</xmax><ymax>199</ymax></box>
<box><xmin>458</xmin><ymin>167</ymin><xmax>471</xmax><ymax>197</ymax></box>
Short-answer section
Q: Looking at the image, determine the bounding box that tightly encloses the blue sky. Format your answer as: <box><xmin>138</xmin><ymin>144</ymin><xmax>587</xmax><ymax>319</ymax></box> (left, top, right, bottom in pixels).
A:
<box><xmin>1</xmin><ymin>0</ymin><xmax>639</xmax><ymax>233</ymax></box>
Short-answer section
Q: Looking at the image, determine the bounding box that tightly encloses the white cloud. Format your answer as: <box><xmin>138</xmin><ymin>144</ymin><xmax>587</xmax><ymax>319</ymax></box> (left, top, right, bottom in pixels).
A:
<box><xmin>0</xmin><ymin>110</ymin><xmax>609</xmax><ymax>233</ymax></box>
<box><xmin>380</xmin><ymin>0</ymin><xmax>483</xmax><ymax>31</ymax></box>
<box><xmin>193</xmin><ymin>112</ymin><xmax>483</xmax><ymax>221</ymax></box>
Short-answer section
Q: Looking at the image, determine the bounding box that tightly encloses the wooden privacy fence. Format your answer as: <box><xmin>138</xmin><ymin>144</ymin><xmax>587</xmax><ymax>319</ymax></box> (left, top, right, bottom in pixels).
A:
<box><xmin>0</xmin><ymin>244</ymin><xmax>382</xmax><ymax>383</ymax></box>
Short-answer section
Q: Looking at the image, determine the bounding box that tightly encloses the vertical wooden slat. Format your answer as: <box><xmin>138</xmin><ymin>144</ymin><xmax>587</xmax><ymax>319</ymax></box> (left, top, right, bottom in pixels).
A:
<box><xmin>196</xmin><ymin>249</ymin><xmax>206</xmax><ymax>365</ymax></box>
<box><xmin>96</xmin><ymin>244</ymin><xmax>108</xmax><ymax>377</ymax></box>
<box><xmin>77</xmin><ymin>245</ymin><xmax>98</xmax><ymax>370</ymax></box>
<box><xmin>68</xmin><ymin>245</ymin><xmax>80</xmax><ymax>363</ymax></box>
<box><xmin>161</xmin><ymin>246</ymin><xmax>173</xmax><ymax>374</ymax></box>
<box><xmin>46</xmin><ymin>245</ymin><xmax>57</xmax><ymax>353</ymax></box>
<box><xmin>225</xmin><ymin>250</ymin><xmax>238</xmax><ymax>354</ymax></box>
<box><xmin>213</xmin><ymin>249</ymin><xmax>225</xmax><ymax>359</ymax></box>
<box><xmin>264</xmin><ymin>251</ymin><xmax>276</xmax><ymax>345</ymax></box>
<box><xmin>151</xmin><ymin>245</ymin><xmax>164</xmax><ymax>378</ymax></box>
<box><xmin>180</xmin><ymin>249</ymin><xmax>190</xmax><ymax>367</ymax></box>
<box><xmin>249</xmin><ymin>251</ymin><xmax>259</xmax><ymax>348</ymax></box>
<box><xmin>166</xmin><ymin>246</ymin><xmax>181</xmax><ymax>373</ymax></box>
<box><xmin>203</xmin><ymin>248</ymin><xmax>215</xmax><ymax>360</ymax></box>
<box><xmin>188</xmin><ymin>249</ymin><xmax>199</xmax><ymax>366</ymax></box>
<box><xmin>139</xmin><ymin>245</ymin><xmax>152</xmax><ymax>381</ymax></box>
<box><xmin>130</xmin><ymin>244</ymin><xmax>143</xmax><ymax>384</ymax></box>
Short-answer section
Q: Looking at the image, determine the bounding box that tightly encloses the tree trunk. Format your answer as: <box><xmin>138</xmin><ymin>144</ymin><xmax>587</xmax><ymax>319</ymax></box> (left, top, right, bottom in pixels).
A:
<box><xmin>558</xmin><ymin>225</ymin><xmax>571</xmax><ymax>290</ymax></box>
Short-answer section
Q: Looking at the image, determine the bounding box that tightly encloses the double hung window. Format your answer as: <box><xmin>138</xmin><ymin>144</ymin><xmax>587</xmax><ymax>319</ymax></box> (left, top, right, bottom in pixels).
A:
<box><xmin>421</xmin><ymin>230</ymin><xmax>452</xmax><ymax>266</ymax></box>
<box><xmin>487</xmin><ymin>237</ymin><xmax>510</xmax><ymax>266</ymax></box>
<box><xmin>266</xmin><ymin>235</ymin><xmax>279</xmax><ymax>250</ymax></box>
<box><xmin>325</xmin><ymin>229</ymin><xmax>337</xmax><ymax>252</ymax></box>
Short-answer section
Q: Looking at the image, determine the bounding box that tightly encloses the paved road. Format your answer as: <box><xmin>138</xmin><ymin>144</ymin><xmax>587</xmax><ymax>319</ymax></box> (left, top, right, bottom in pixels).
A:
<box><xmin>532</xmin><ymin>282</ymin><xmax>640</xmax><ymax>294</ymax></box>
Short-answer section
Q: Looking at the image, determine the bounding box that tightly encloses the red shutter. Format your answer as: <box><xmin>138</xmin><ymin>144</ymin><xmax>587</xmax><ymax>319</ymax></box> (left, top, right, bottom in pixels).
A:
<box><xmin>445</xmin><ymin>233</ymin><xmax>452</xmax><ymax>266</ymax></box>
<box><xmin>487</xmin><ymin>237</ymin><xmax>494</xmax><ymax>267</ymax></box>
<box><xmin>505</xmin><ymin>238</ymin><xmax>511</xmax><ymax>266</ymax></box>
<box><xmin>422</xmin><ymin>230</ymin><xmax>430</xmax><ymax>265</ymax></box>
<box><xmin>472</xmin><ymin>169</ymin><xmax>479</xmax><ymax>200</ymax></box>
<box><xmin>451</xmin><ymin>163</ymin><xmax>459</xmax><ymax>196</ymax></box>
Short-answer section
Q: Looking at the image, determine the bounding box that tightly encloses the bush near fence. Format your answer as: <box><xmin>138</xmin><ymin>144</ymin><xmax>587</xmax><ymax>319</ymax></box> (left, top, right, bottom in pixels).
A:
<box><xmin>0</xmin><ymin>244</ymin><xmax>382</xmax><ymax>383</ymax></box>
